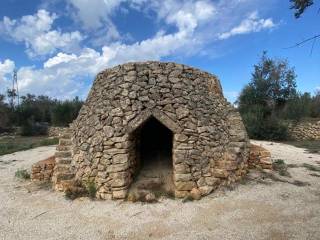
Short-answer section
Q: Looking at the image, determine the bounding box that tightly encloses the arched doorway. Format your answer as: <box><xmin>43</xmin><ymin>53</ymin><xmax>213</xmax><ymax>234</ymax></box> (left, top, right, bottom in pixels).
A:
<box><xmin>129</xmin><ymin>116</ymin><xmax>174</xmax><ymax>199</ymax></box>
<box><xmin>140</xmin><ymin>117</ymin><xmax>172</xmax><ymax>169</ymax></box>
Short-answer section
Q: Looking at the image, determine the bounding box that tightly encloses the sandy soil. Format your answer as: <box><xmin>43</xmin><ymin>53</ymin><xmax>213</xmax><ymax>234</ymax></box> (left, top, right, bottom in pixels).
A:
<box><xmin>0</xmin><ymin>141</ymin><xmax>320</xmax><ymax>240</ymax></box>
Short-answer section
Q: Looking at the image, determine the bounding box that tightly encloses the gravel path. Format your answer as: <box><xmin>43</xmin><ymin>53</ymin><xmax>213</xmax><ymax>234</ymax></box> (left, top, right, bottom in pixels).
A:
<box><xmin>0</xmin><ymin>141</ymin><xmax>319</xmax><ymax>240</ymax></box>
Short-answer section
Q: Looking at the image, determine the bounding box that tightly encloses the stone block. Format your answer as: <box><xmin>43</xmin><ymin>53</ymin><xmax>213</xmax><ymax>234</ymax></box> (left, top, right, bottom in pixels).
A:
<box><xmin>106</xmin><ymin>162</ymin><xmax>130</xmax><ymax>173</ymax></box>
<box><xmin>175</xmin><ymin>181</ymin><xmax>196</xmax><ymax>191</ymax></box>
<box><xmin>212</xmin><ymin>169</ymin><xmax>229</xmax><ymax>178</ymax></box>
<box><xmin>112</xmin><ymin>189</ymin><xmax>128</xmax><ymax>199</ymax></box>
<box><xmin>174</xmin><ymin>173</ymin><xmax>192</xmax><ymax>182</ymax></box>
<box><xmin>113</xmin><ymin>154</ymin><xmax>129</xmax><ymax>164</ymax></box>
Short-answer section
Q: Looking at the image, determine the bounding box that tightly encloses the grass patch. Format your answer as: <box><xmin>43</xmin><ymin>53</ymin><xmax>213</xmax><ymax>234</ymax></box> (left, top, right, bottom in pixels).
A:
<box><xmin>0</xmin><ymin>136</ymin><xmax>58</xmax><ymax>156</ymax></box>
<box><xmin>15</xmin><ymin>169</ymin><xmax>30</xmax><ymax>180</ymax></box>
<box><xmin>302</xmin><ymin>163</ymin><xmax>320</xmax><ymax>172</ymax></box>
<box><xmin>285</xmin><ymin>140</ymin><xmax>320</xmax><ymax>154</ymax></box>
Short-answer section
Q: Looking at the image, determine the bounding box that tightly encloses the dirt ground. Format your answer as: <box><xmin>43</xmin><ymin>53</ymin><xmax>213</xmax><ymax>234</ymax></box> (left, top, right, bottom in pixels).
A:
<box><xmin>0</xmin><ymin>141</ymin><xmax>320</xmax><ymax>240</ymax></box>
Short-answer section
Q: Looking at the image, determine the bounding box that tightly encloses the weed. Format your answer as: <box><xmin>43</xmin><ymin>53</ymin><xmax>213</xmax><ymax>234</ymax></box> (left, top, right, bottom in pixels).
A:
<box><xmin>274</xmin><ymin>159</ymin><xmax>285</xmax><ymax>165</ymax></box>
<box><xmin>272</xmin><ymin>159</ymin><xmax>291</xmax><ymax>177</ymax></box>
<box><xmin>65</xmin><ymin>180</ymin><xmax>97</xmax><ymax>200</ymax></box>
<box><xmin>64</xmin><ymin>181</ymin><xmax>90</xmax><ymax>200</ymax></box>
<box><xmin>15</xmin><ymin>169</ymin><xmax>30</xmax><ymax>180</ymax></box>
<box><xmin>85</xmin><ymin>181</ymin><xmax>97</xmax><ymax>199</ymax></box>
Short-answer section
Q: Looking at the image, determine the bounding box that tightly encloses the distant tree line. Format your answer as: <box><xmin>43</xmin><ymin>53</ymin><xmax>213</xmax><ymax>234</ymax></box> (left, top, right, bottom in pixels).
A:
<box><xmin>237</xmin><ymin>52</ymin><xmax>320</xmax><ymax>140</ymax></box>
<box><xmin>0</xmin><ymin>93</ymin><xmax>83</xmax><ymax>135</ymax></box>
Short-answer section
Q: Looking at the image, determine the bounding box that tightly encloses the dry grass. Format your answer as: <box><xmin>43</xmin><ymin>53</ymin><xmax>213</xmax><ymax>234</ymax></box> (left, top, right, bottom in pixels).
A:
<box><xmin>0</xmin><ymin>136</ymin><xmax>58</xmax><ymax>156</ymax></box>
<box><xmin>65</xmin><ymin>180</ymin><xmax>97</xmax><ymax>200</ymax></box>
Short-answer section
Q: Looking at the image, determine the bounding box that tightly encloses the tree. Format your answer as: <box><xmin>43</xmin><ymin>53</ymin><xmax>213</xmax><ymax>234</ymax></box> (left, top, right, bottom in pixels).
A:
<box><xmin>282</xmin><ymin>92</ymin><xmax>313</xmax><ymax>120</ymax></box>
<box><xmin>6</xmin><ymin>88</ymin><xmax>17</xmax><ymax>110</ymax></box>
<box><xmin>51</xmin><ymin>97</ymin><xmax>83</xmax><ymax>126</ymax></box>
<box><xmin>0</xmin><ymin>95</ymin><xmax>11</xmax><ymax>133</ymax></box>
<box><xmin>238</xmin><ymin>52</ymin><xmax>297</xmax><ymax>111</ymax></box>
<box><xmin>290</xmin><ymin>0</ymin><xmax>314</xmax><ymax>18</ymax></box>
<box><xmin>237</xmin><ymin>52</ymin><xmax>297</xmax><ymax>140</ymax></box>
<box><xmin>310</xmin><ymin>90</ymin><xmax>320</xmax><ymax>117</ymax></box>
<box><xmin>0</xmin><ymin>92</ymin><xmax>83</xmax><ymax>135</ymax></box>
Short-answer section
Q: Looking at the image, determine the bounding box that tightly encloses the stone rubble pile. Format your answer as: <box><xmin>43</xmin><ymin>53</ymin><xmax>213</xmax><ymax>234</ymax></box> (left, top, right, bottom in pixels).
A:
<box><xmin>248</xmin><ymin>144</ymin><xmax>272</xmax><ymax>170</ymax></box>
<box><xmin>31</xmin><ymin>156</ymin><xmax>56</xmax><ymax>182</ymax></box>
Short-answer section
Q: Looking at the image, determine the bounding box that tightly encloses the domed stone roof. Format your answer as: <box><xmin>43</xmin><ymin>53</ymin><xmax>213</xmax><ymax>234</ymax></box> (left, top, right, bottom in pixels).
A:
<box><xmin>53</xmin><ymin>61</ymin><xmax>249</xmax><ymax>200</ymax></box>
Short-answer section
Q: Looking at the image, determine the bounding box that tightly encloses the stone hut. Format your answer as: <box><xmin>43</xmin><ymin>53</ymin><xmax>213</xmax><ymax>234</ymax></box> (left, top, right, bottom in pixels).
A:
<box><xmin>53</xmin><ymin>61</ymin><xmax>249</xmax><ymax>200</ymax></box>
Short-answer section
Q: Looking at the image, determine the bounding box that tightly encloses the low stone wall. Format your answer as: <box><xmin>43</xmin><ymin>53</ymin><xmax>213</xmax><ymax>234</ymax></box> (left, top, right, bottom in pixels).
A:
<box><xmin>48</xmin><ymin>127</ymin><xmax>67</xmax><ymax>137</ymax></box>
<box><xmin>288</xmin><ymin>120</ymin><xmax>320</xmax><ymax>141</ymax></box>
<box><xmin>248</xmin><ymin>144</ymin><xmax>272</xmax><ymax>170</ymax></box>
<box><xmin>31</xmin><ymin>156</ymin><xmax>56</xmax><ymax>182</ymax></box>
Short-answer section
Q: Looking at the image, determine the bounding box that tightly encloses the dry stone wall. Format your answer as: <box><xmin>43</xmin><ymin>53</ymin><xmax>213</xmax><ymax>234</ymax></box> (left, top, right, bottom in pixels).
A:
<box><xmin>288</xmin><ymin>120</ymin><xmax>320</xmax><ymax>140</ymax></box>
<box><xmin>48</xmin><ymin>127</ymin><xmax>67</xmax><ymax>137</ymax></box>
<box><xmin>54</xmin><ymin>61</ymin><xmax>250</xmax><ymax>200</ymax></box>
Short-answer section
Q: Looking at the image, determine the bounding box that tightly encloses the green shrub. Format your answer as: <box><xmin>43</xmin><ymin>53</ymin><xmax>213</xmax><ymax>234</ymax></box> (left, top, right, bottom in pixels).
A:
<box><xmin>21</xmin><ymin>118</ymin><xmax>48</xmax><ymax>136</ymax></box>
<box><xmin>15</xmin><ymin>169</ymin><xmax>30</xmax><ymax>180</ymax></box>
<box><xmin>282</xmin><ymin>93</ymin><xmax>312</xmax><ymax>121</ymax></box>
<box><xmin>272</xmin><ymin>159</ymin><xmax>291</xmax><ymax>177</ymax></box>
<box><xmin>85</xmin><ymin>181</ymin><xmax>97</xmax><ymax>199</ymax></box>
<box><xmin>242</xmin><ymin>111</ymin><xmax>288</xmax><ymax>140</ymax></box>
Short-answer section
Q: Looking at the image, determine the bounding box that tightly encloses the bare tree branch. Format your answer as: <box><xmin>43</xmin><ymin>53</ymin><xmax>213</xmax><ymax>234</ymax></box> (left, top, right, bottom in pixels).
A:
<box><xmin>285</xmin><ymin>34</ymin><xmax>320</xmax><ymax>49</ymax></box>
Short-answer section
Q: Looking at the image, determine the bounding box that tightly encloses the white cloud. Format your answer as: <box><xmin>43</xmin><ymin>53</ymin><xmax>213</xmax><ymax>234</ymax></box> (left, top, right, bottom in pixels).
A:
<box><xmin>17</xmin><ymin>23</ymin><xmax>198</xmax><ymax>98</ymax></box>
<box><xmin>0</xmin><ymin>59</ymin><xmax>15</xmax><ymax>77</ymax></box>
<box><xmin>44</xmin><ymin>52</ymin><xmax>78</xmax><ymax>68</ymax></box>
<box><xmin>68</xmin><ymin>0</ymin><xmax>124</xmax><ymax>29</ymax></box>
<box><xmin>4</xmin><ymin>0</ymin><xmax>217</xmax><ymax>98</ymax></box>
<box><xmin>0</xmin><ymin>59</ymin><xmax>15</xmax><ymax>92</ymax></box>
<box><xmin>218</xmin><ymin>11</ymin><xmax>276</xmax><ymax>40</ymax></box>
<box><xmin>0</xmin><ymin>10</ymin><xmax>84</xmax><ymax>57</ymax></box>
<box><xmin>166</xmin><ymin>1</ymin><xmax>215</xmax><ymax>32</ymax></box>
<box><xmin>0</xmin><ymin>0</ymin><xmax>278</xmax><ymax>100</ymax></box>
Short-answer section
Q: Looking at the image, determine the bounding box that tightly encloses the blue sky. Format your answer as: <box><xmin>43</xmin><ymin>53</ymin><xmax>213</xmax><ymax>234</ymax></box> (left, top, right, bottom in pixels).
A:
<box><xmin>0</xmin><ymin>0</ymin><xmax>319</xmax><ymax>103</ymax></box>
